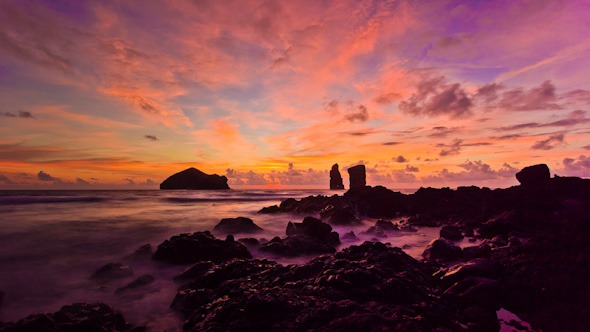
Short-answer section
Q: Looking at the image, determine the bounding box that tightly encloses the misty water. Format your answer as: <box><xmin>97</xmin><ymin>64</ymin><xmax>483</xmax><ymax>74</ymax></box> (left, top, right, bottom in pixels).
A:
<box><xmin>0</xmin><ymin>189</ymin><xmax>477</xmax><ymax>330</ymax></box>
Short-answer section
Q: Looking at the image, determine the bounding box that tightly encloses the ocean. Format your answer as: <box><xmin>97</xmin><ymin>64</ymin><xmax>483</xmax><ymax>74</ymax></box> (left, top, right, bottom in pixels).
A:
<box><xmin>0</xmin><ymin>189</ymin><xmax>468</xmax><ymax>330</ymax></box>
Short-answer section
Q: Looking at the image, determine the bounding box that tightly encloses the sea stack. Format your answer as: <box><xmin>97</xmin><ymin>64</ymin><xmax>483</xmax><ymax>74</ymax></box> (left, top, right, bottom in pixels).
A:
<box><xmin>516</xmin><ymin>164</ymin><xmax>550</xmax><ymax>186</ymax></box>
<box><xmin>329</xmin><ymin>163</ymin><xmax>344</xmax><ymax>190</ymax></box>
<box><xmin>160</xmin><ymin>167</ymin><xmax>230</xmax><ymax>190</ymax></box>
<box><xmin>348</xmin><ymin>164</ymin><xmax>366</xmax><ymax>189</ymax></box>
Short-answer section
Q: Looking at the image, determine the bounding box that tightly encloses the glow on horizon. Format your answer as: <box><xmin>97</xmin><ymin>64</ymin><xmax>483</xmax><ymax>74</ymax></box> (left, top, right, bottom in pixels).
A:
<box><xmin>0</xmin><ymin>0</ymin><xmax>589</xmax><ymax>189</ymax></box>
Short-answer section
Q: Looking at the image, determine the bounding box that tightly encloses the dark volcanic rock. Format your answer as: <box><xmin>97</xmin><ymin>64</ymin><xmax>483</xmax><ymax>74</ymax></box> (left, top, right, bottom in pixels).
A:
<box><xmin>0</xmin><ymin>302</ymin><xmax>129</xmax><ymax>332</ymax></box>
<box><xmin>440</xmin><ymin>225</ymin><xmax>464</xmax><ymax>241</ymax></box>
<box><xmin>115</xmin><ymin>275</ymin><xmax>155</xmax><ymax>294</ymax></box>
<box><xmin>345</xmin><ymin>186</ymin><xmax>408</xmax><ymax>218</ymax></box>
<box><xmin>285</xmin><ymin>216</ymin><xmax>340</xmax><ymax>245</ymax></box>
<box><xmin>160</xmin><ymin>167</ymin><xmax>229</xmax><ymax>190</ymax></box>
<box><xmin>237</xmin><ymin>237</ymin><xmax>261</xmax><ymax>248</ymax></box>
<box><xmin>213</xmin><ymin>217</ymin><xmax>263</xmax><ymax>234</ymax></box>
<box><xmin>515</xmin><ymin>164</ymin><xmax>550</xmax><ymax>186</ymax></box>
<box><xmin>443</xmin><ymin>276</ymin><xmax>504</xmax><ymax>310</ymax></box>
<box><xmin>329</xmin><ymin>163</ymin><xmax>344</xmax><ymax>190</ymax></box>
<box><xmin>259</xmin><ymin>235</ymin><xmax>337</xmax><ymax>257</ymax></box>
<box><xmin>319</xmin><ymin>205</ymin><xmax>360</xmax><ymax>225</ymax></box>
<box><xmin>133</xmin><ymin>244</ymin><xmax>154</xmax><ymax>258</ymax></box>
<box><xmin>422</xmin><ymin>238</ymin><xmax>462</xmax><ymax>261</ymax></box>
<box><xmin>341</xmin><ymin>231</ymin><xmax>359</xmax><ymax>241</ymax></box>
<box><xmin>361</xmin><ymin>226</ymin><xmax>387</xmax><ymax>238</ymax></box>
<box><xmin>347</xmin><ymin>164</ymin><xmax>366</xmax><ymax>189</ymax></box>
<box><xmin>462</xmin><ymin>244</ymin><xmax>492</xmax><ymax>260</ymax></box>
<box><xmin>434</xmin><ymin>259</ymin><xmax>500</xmax><ymax>289</ymax></box>
<box><xmin>152</xmin><ymin>231</ymin><xmax>252</xmax><ymax>264</ymax></box>
<box><xmin>174</xmin><ymin>261</ymin><xmax>214</xmax><ymax>282</ymax></box>
<box><xmin>172</xmin><ymin>242</ymin><xmax>468</xmax><ymax>331</ymax></box>
<box><xmin>91</xmin><ymin>263</ymin><xmax>133</xmax><ymax>281</ymax></box>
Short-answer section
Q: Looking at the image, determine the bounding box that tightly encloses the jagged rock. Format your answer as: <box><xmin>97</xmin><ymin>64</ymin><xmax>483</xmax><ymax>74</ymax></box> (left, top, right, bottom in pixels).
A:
<box><xmin>171</xmin><ymin>242</ymin><xmax>468</xmax><ymax>331</ymax></box>
<box><xmin>0</xmin><ymin>303</ymin><xmax>130</xmax><ymax>332</ymax></box>
<box><xmin>160</xmin><ymin>167</ymin><xmax>229</xmax><ymax>190</ymax></box>
<box><xmin>174</xmin><ymin>261</ymin><xmax>214</xmax><ymax>282</ymax></box>
<box><xmin>152</xmin><ymin>231</ymin><xmax>252</xmax><ymax>264</ymax></box>
<box><xmin>213</xmin><ymin>217</ymin><xmax>263</xmax><ymax>234</ymax></box>
<box><xmin>422</xmin><ymin>238</ymin><xmax>462</xmax><ymax>261</ymax></box>
<box><xmin>440</xmin><ymin>225</ymin><xmax>464</xmax><ymax>241</ymax></box>
<box><xmin>133</xmin><ymin>244</ymin><xmax>154</xmax><ymax>257</ymax></box>
<box><xmin>90</xmin><ymin>263</ymin><xmax>133</xmax><ymax>281</ymax></box>
<box><xmin>434</xmin><ymin>259</ymin><xmax>500</xmax><ymax>289</ymax></box>
<box><xmin>330</xmin><ymin>163</ymin><xmax>345</xmax><ymax>190</ymax></box>
<box><xmin>347</xmin><ymin>164</ymin><xmax>366</xmax><ymax>189</ymax></box>
<box><xmin>443</xmin><ymin>276</ymin><xmax>504</xmax><ymax>310</ymax></box>
<box><xmin>515</xmin><ymin>164</ymin><xmax>550</xmax><ymax>186</ymax></box>
<box><xmin>258</xmin><ymin>205</ymin><xmax>281</xmax><ymax>213</ymax></box>
<box><xmin>320</xmin><ymin>205</ymin><xmax>360</xmax><ymax>225</ymax></box>
<box><xmin>259</xmin><ymin>235</ymin><xmax>337</xmax><ymax>257</ymax></box>
<box><xmin>115</xmin><ymin>275</ymin><xmax>155</xmax><ymax>294</ymax></box>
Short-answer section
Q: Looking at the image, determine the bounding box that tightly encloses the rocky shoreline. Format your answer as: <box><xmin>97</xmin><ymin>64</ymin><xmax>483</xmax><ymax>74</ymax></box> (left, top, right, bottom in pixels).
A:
<box><xmin>1</xmin><ymin>164</ymin><xmax>588</xmax><ymax>332</ymax></box>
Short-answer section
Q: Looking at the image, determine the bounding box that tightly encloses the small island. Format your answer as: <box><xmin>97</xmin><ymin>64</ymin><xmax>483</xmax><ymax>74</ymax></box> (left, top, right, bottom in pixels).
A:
<box><xmin>160</xmin><ymin>167</ymin><xmax>230</xmax><ymax>190</ymax></box>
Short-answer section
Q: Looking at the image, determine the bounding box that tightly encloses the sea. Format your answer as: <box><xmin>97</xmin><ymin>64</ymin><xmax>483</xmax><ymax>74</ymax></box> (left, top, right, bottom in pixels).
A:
<box><xmin>0</xmin><ymin>189</ymin><xmax>477</xmax><ymax>330</ymax></box>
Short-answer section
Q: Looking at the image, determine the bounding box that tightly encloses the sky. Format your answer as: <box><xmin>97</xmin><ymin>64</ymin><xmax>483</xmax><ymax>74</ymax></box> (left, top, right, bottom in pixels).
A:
<box><xmin>0</xmin><ymin>0</ymin><xmax>589</xmax><ymax>190</ymax></box>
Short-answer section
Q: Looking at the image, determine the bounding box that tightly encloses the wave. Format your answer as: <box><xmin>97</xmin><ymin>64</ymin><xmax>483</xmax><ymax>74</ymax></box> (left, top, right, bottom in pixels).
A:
<box><xmin>0</xmin><ymin>196</ymin><xmax>109</xmax><ymax>205</ymax></box>
<box><xmin>164</xmin><ymin>197</ymin><xmax>281</xmax><ymax>203</ymax></box>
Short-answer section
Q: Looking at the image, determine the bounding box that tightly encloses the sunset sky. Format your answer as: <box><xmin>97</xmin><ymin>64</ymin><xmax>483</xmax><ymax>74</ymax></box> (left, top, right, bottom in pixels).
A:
<box><xmin>1</xmin><ymin>0</ymin><xmax>589</xmax><ymax>189</ymax></box>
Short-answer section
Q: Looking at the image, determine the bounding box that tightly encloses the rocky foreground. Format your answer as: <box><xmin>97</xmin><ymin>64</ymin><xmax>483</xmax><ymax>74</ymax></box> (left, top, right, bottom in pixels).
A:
<box><xmin>1</xmin><ymin>164</ymin><xmax>588</xmax><ymax>332</ymax></box>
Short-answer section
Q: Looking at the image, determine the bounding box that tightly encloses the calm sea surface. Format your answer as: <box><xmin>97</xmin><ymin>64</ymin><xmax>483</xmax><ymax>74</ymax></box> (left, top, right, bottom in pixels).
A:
<box><xmin>0</xmin><ymin>189</ymin><xmax>469</xmax><ymax>330</ymax></box>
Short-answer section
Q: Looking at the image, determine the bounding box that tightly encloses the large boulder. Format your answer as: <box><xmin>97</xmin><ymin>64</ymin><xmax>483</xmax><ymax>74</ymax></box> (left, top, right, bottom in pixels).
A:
<box><xmin>152</xmin><ymin>231</ymin><xmax>252</xmax><ymax>264</ymax></box>
<box><xmin>213</xmin><ymin>217</ymin><xmax>263</xmax><ymax>234</ymax></box>
<box><xmin>330</xmin><ymin>163</ymin><xmax>345</xmax><ymax>190</ymax></box>
<box><xmin>422</xmin><ymin>238</ymin><xmax>462</xmax><ymax>261</ymax></box>
<box><xmin>515</xmin><ymin>164</ymin><xmax>550</xmax><ymax>186</ymax></box>
<box><xmin>285</xmin><ymin>216</ymin><xmax>340</xmax><ymax>245</ymax></box>
<box><xmin>259</xmin><ymin>235</ymin><xmax>337</xmax><ymax>257</ymax></box>
<box><xmin>347</xmin><ymin>164</ymin><xmax>366</xmax><ymax>189</ymax></box>
<box><xmin>160</xmin><ymin>167</ymin><xmax>229</xmax><ymax>190</ymax></box>
<box><xmin>319</xmin><ymin>205</ymin><xmax>360</xmax><ymax>225</ymax></box>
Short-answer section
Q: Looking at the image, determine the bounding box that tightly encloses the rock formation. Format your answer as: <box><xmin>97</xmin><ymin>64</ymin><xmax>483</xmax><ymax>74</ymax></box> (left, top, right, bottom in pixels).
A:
<box><xmin>329</xmin><ymin>163</ymin><xmax>344</xmax><ymax>190</ymax></box>
<box><xmin>213</xmin><ymin>217</ymin><xmax>263</xmax><ymax>234</ymax></box>
<box><xmin>160</xmin><ymin>167</ymin><xmax>229</xmax><ymax>190</ymax></box>
<box><xmin>347</xmin><ymin>164</ymin><xmax>366</xmax><ymax>189</ymax></box>
<box><xmin>515</xmin><ymin>163</ymin><xmax>550</xmax><ymax>185</ymax></box>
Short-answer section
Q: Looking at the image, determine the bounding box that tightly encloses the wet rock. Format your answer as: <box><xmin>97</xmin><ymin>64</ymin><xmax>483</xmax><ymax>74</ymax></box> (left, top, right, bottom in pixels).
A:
<box><xmin>422</xmin><ymin>238</ymin><xmax>462</xmax><ymax>261</ymax></box>
<box><xmin>478</xmin><ymin>211</ymin><xmax>521</xmax><ymax>239</ymax></box>
<box><xmin>320</xmin><ymin>205</ymin><xmax>360</xmax><ymax>225</ymax></box>
<box><xmin>330</xmin><ymin>163</ymin><xmax>345</xmax><ymax>190</ymax></box>
<box><xmin>440</xmin><ymin>225</ymin><xmax>464</xmax><ymax>241</ymax></box>
<box><xmin>152</xmin><ymin>231</ymin><xmax>252</xmax><ymax>264</ymax></box>
<box><xmin>515</xmin><ymin>164</ymin><xmax>550</xmax><ymax>186</ymax></box>
<box><xmin>375</xmin><ymin>219</ymin><xmax>398</xmax><ymax>231</ymax></box>
<box><xmin>347</xmin><ymin>164</ymin><xmax>366</xmax><ymax>189</ymax></box>
<box><xmin>462</xmin><ymin>244</ymin><xmax>492</xmax><ymax>260</ymax></box>
<box><xmin>174</xmin><ymin>261</ymin><xmax>214</xmax><ymax>282</ymax></box>
<box><xmin>213</xmin><ymin>217</ymin><xmax>263</xmax><ymax>234</ymax></box>
<box><xmin>443</xmin><ymin>276</ymin><xmax>504</xmax><ymax>310</ymax></box>
<box><xmin>115</xmin><ymin>275</ymin><xmax>155</xmax><ymax>294</ymax></box>
<box><xmin>259</xmin><ymin>235</ymin><xmax>336</xmax><ymax>257</ymax></box>
<box><xmin>172</xmin><ymin>242</ymin><xmax>467</xmax><ymax>331</ymax></box>
<box><xmin>434</xmin><ymin>259</ymin><xmax>500</xmax><ymax>289</ymax></box>
<box><xmin>1</xmin><ymin>302</ymin><xmax>130</xmax><ymax>332</ymax></box>
<box><xmin>285</xmin><ymin>216</ymin><xmax>340</xmax><ymax>245</ymax></box>
<box><xmin>91</xmin><ymin>263</ymin><xmax>133</xmax><ymax>281</ymax></box>
<box><xmin>341</xmin><ymin>231</ymin><xmax>359</xmax><ymax>241</ymax></box>
<box><xmin>160</xmin><ymin>167</ymin><xmax>229</xmax><ymax>190</ymax></box>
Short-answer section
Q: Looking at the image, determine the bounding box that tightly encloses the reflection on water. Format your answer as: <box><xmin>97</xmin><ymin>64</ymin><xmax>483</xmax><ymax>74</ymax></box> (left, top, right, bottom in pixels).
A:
<box><xmin>0</xmin><ymin>189</ymin><xmax>464</xmax><ymax>330</ymax></box>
